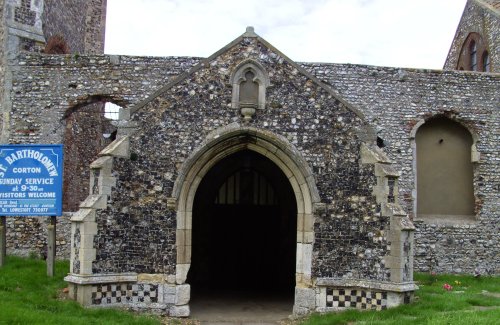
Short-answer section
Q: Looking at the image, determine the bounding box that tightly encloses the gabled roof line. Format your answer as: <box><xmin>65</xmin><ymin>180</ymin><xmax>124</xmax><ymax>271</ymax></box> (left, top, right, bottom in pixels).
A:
<box><xmin>130</xmin><ymin>27</ymin><xmax>368</xmax><ymax>124</ymax></box>
<box><xmin>253</xmin><ymin>32</ymin><xmax>366</xmax><ymax>121</ymax></box>
<box><xmin>130</xmin><ymin>34</ymin><xmax>246</xmax><ymax>114</ymax></box>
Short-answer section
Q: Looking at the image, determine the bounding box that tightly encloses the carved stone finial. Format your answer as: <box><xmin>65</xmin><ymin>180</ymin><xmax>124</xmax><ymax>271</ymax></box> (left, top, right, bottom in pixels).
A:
<box><xmin>243</xmin><ymin>26</ymin><xmax>257</xmax><ymax>37</ymax></box>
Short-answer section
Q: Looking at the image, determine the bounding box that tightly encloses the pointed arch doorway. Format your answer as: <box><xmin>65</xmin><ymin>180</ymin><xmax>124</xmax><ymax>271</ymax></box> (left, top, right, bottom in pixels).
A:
<box><xmin>187</xmin><ymin>150</ymin><xmax>297</xmax><ymax>300</ymax></box>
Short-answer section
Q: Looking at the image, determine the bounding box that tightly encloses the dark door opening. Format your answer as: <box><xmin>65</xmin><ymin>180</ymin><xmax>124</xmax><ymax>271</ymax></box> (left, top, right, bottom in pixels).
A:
<box><xmin>187</xmin><ymin>150</ymin><xmax>297</xmax><ymax>297</ymax></box>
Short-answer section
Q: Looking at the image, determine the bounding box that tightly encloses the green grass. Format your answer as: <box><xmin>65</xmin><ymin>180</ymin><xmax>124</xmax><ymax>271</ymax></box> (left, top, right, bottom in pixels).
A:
<box><xmin>1</xmin><ymin>257</ymin><xmax>499</xmax><ymax>325</ymax></box>
<box><xmin>0</xmin><ymin>256</ymin><xmax>160</xmax><ymax>324</ymax></box>
<box><xmin>301</xmin><ymin>273</ymin><xmax>500</xmax><ymax>325</ymax></box>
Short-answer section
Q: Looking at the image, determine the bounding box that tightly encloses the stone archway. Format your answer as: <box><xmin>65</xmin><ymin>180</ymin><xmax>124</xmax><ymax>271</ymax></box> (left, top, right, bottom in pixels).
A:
<box><xmin>188</xmin><ymin>150</ymin><xmax>297</xmax><ymax>296</ymax></box>
<box><xmin>171</xmin><ymin>126</ymin><xmax>320</xmax><ymax>312</ymax></box>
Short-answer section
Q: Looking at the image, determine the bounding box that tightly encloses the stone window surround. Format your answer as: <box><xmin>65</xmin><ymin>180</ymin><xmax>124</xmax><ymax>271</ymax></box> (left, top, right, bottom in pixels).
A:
<box><xmin>410</xmin><ymin>115</ymin><xmax>480</xmax><ymax>225</ymax></box>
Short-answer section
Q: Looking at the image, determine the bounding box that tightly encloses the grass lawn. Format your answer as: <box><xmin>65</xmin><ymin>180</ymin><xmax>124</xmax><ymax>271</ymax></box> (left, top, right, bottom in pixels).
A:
<box><xmin>1</xmin><ymin>256</ymin><xmax>499</xmax><ymax>324</ymax></box>
<box><xmin>301</xmin><ymin>273</ymin><xmax>500</xmax><ymax>325</ymax></box>
<box><xmin>0</xmin><ymin>256</ymin><xmax>160</xmax><ymax>324</ymax></box>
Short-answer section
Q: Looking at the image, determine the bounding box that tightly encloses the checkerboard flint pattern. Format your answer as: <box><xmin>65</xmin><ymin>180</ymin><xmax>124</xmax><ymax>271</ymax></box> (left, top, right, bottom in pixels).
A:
<box><xmin>326</xmin><ymin>288</ymin><xmax>387</xmax><ymax>310</ymax></box>
<box><xmin>91</xmin><ymin>284</ymin><xmax>158</xmax><ymax>305</ymax></box>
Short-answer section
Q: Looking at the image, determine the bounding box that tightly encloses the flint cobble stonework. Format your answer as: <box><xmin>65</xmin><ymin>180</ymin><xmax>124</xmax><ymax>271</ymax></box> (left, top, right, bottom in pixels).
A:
<box><xmin>42</xmin><ymin>0</ymin><xmax>107</xmax><ymax>54</ymax></box>
<box><xmin>91</xmin><ymin>37</ymin><xmax>388</xmax><ymax>282</ymax></box>
<box><xmin>4</xmin><ymin>46</ymin><xmax>499</xmax><ymax>275</ymax></box>
<box><xmin>4</xmin><ymin>53</ymin><xmax>200</xmax><ymax>259</ymax></box>
<box><xmin>6</xmin><ymin>215</ymin><xmax>71</xmax><ymax>258</ymax></box>
<box><xmin>303</xmin><ymin>63</ymin><xmax>499</xmax><ymax>274</ymax></box>
<box><xmin>1</xmin><ymin>22</ymin><xmax>497</xmax><ymax>315</ymax></box>
<box><xmin>62</xmin><ymin>33</ymin><xmax>414</xmax><ymax>315</ymax></box>
<box><xmin>8</xmin><ymin>54</ymin><xmax>200</xmax><ymax>144</ymax></box>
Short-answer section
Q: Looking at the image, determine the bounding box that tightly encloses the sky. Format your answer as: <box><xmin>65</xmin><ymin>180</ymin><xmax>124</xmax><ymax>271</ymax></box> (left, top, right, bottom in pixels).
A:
<box><xmin>104</xmin><ymin>0</ymin><xmax>468</xmax><ymax>70</ymax></box>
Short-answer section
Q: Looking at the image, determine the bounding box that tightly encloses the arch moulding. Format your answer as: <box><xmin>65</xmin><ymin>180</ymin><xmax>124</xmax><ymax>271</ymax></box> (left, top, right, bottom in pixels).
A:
<box><xmin>170</xmin><ymin>124</ymin><xmax>320</xmax><ymax>287</ymax></box>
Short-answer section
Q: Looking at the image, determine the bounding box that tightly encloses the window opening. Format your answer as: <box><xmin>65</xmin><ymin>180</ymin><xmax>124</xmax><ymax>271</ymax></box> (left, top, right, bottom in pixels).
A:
<box><xmin>483</xmin><ymin>52</ymin><xmax>490</xmax><ymax>72</ymax></box>
<box><xmin>470</xmin><ymin>41</ymin><xmax>478</xmax><ymax>71</ymax></box>
<box><xmin>63</xmin><ymin>100</ymin><xmax>119</xmax><ymax>211</ymax></box>
<box><xmin>377</xmin><ymin>136</ymin><xmax>386</xmax><ymax>148</ymax></box>
<box><xmin>387</xmin><ymin>177</ymin><xmax>396</xmax><ymax>203</ymax></box>
<box><xmin>104</xmin><ymin>102</ymin><xmax>121</xmax><ymax>120</ymax></box>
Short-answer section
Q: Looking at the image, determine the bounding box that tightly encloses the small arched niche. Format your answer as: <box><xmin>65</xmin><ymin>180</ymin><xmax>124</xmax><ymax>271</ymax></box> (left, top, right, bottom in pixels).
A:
<box><xmin>415</xmin><ymin>117</ymin><xmax>475</xmax><ymax>220</ymax></box>
<box><xmin>230</xmin><ymin>59</ymin><xmax>270</xmax><ymax>111</ymax></box>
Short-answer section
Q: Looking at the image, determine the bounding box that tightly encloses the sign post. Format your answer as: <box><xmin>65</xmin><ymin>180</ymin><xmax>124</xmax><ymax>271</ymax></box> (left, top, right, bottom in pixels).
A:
<box><xmin>0</xmin><ymin>144</ymin><xmax>63</xmax><ymax>274</ymax></box>
<box><xmin>0</xmin><ymin>216</ymin><xmax>5</xmax><ymax>267</ymax></box>
<box><xmin>47</xmin><ymin>216</ymin><xmax>56</xmax><ymax>276</ymax></box>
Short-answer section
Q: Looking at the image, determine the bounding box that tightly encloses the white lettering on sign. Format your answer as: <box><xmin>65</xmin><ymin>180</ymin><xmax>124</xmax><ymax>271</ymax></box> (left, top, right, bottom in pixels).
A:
<box><xmin>0</xmin><ymin>178</ymin><xmax>22</xmax><ymax>185</ymax></box>
<box><xmin>13</xmin><ymin>167</ymin><xmax>42</xmax><ymax>173</ymax></box>
<box><xmin>0</xmin><ymin>192</ymin><xmax>26</xmax><ymax>198</ymax></box>
<box><xmin>4</xmin><ymin>149</ymin><xmax>58</xmax><ymax>176</ymax></box>
<box><xmin>24</xmin><ymin>178</ymin><xmax>54</xmax><ymax>185</ymax></box>
<box><xmin>9</xmin><ymin>207</ymin><xmax>30</xmax><ymax>213</ymax></box>
<box><xmin>27</xmin><ymin>192</ymin><xmax>55</xmax><ymax>198</ymax></box>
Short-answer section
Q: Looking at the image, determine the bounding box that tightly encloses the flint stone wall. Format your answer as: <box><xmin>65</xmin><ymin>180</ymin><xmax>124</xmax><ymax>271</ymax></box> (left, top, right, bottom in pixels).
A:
<box><xmin>4</xmin><ymin>53</ymin><xmax>200</xmax><ymax>259</ymax></box>
<box><xmin>4</xmin><ymin>50</ymin><xmax>499</xmax><ymax>275</ymax></box>
<box><xmin>42</xmin><ymin>0</ymin><xmax>107</xmax><ymax>54</ymax></box>
<box><xmin>303</xmin><ymin>62</ymin><xmax>499</xmax><ymax>274</ymax></box>
<box><xmin>91</xmin><ymin>37</ymin><xmax>390</xmax><ymax>281</ymax></box>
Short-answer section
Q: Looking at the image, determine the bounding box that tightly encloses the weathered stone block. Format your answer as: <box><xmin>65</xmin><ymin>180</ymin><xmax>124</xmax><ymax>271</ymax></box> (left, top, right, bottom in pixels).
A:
<box><xmin>169</xmin><ymin>305</ymin><xmax>190</xmax><ymax>317</ymax></box>
<box><xmin>163</xmin><ymin>284</ymin><xmax>176</xmax><ymax>304</ymax></box>
<box><xmin>294</xmin><ymin>287</ymin><xmax>315</xmax><ymax>310</ymax></box>
<box><xmin>175</xmin><ymin>284</ymin><xmax>190</xmax><ymax>305</ymax></box>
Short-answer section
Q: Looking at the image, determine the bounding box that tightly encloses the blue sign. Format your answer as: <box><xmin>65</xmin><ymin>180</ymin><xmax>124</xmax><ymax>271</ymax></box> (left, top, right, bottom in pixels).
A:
<box><xmin>0</xmin><ymin>145</ymin><xmax>63</xmax><ymax>216</ymax></box>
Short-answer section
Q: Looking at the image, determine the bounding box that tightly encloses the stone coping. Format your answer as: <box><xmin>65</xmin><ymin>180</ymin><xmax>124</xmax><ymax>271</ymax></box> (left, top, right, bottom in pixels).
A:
<box><xmin>315</xmin><ymin>278</ymin><xmax>418</xmax><ymax>292</ymax></box>
<box><xmin>65</xmin><ymin>273</ymin><xmax>137</xmax><ymax>285</ymax></box>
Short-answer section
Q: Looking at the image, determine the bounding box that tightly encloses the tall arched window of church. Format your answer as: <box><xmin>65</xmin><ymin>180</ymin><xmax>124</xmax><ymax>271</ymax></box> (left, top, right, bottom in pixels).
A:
<box><xmin>470</xmin><ymin>41</ymin><xmax>478</xmax><ymax>71</ymax></box>
<box><xmin>416</xmin><ymin>117</ymin><xmax>475</xmax><ymax>219</ymax></box>
<box><xmin>483</xmin><ymin>51</ymin><xmax>490</xmax><ymax>72</ymax></box>
<box><xmin>239</xmin><ymin>70</ymin><xmax>259</xmax><ymax>106</ymax></box>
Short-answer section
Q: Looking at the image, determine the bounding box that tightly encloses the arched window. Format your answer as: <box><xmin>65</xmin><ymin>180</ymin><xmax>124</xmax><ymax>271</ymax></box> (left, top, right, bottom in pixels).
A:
<box><xmin>483</xmin><ymin>51</ymin><xmax>490</xmax><ymax>72</ymax></box>
<box><xmin>457</xmin><ymin>33</ymin><xmax>491</xmax><ymax>72</ymax></box>
<box><xmin>470</xmin><ymin>41</ymin><xmax>477</xmax><ymax>71</ymax></box>
<box><xmin>415</xmin><ymin>117</ymin><xmax>475</xmax><ymax>219</ymax></box>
